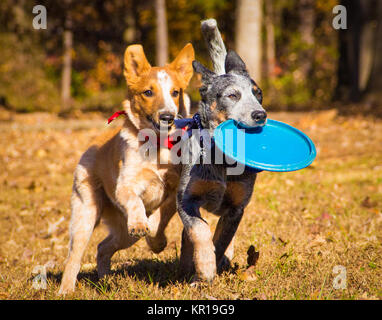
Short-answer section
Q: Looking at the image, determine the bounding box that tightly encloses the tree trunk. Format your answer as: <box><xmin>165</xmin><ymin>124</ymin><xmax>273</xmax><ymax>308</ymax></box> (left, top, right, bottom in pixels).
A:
<box><xmin>298</xmin><ymin>0</ymin><xmax>315</xmax><ymax>81</ymax></box>
<box><xmin>335</xmin><ymin>0</ymin><xmax>382</xmax><ymax>103</ymax></box>
<box><xmin>364</xmin><ymin>0</ymin><xmax>382</xmax><ymax>97</ymax></box>
<box><xmin>235</xmin><ymin>0</ymin><xmax>263</xmax><ymax>82</ymax></box>
<box><xmin>61</xmin><ymin>24</ymin><xmax>72</xmax><ymax>111</ymax></box>
<box><xmin>265</xmin><ymin>0</ymin><xmax>276</xmax><ymax>80</ymax></box>
<box><xmin>155</xmin><ymin>0</ymin><xmax>168</xmax><ymax>66</ymax></box>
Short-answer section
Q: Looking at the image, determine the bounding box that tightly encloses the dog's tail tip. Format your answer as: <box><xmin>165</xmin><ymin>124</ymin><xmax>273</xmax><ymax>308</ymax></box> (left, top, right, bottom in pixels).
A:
<box><xmin>201</xmin><ymin>18</ymin><xmax>217</xmax><ymax>30</ymax></box>
<box><xmin>200</xmin><ymin>18</ymin><xmax>226</xmax><ymax>75</ymax></box>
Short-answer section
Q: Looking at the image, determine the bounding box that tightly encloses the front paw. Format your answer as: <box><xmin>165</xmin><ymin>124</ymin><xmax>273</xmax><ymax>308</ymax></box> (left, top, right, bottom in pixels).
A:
<box><xmin>128</xmin><ymin>220</ymin><xmax>149</xmax><ymax>238</ymax></box>
<box><xmin>194</xmin><ymin>249</ymin><xmax>217</xmax><ymax>283</ymax></box>
<box><xmin>217</xmin><ymin>255</ymin><xmax>231</xmax><ymax>274</ymax></box>
<box><xmin>146</xmin><ymin>234</ymin><xmax>167</xmax><ymax>253</ymax></box>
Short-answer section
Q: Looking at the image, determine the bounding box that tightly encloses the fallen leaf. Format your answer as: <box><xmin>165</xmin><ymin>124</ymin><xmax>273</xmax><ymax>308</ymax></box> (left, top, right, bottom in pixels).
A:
<box><xmin>238</xmin><ymin>266</ymin><xmax>257</xmax><ymax>281</ymax></box>
<box><xmin>27</xmin><ymin>181</ymin><xmax>36</xmax><ymax>190</ymax></box>
<box><xmin>361</xmin><ymin>196</ymin><xmax>377</xmax><ymax>208</ymax></box>
<box><xmin>307</xmin><ymin>235</ymin><xmax>326</xmax><ymax>249</ymax></box>
<box><xmin>247</xmin><ymin>245</ymin><xmax>259</xmax><ymax>267</ymax></box>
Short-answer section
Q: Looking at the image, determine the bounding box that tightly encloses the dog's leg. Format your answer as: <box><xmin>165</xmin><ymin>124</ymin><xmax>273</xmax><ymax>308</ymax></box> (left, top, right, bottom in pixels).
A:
<box><xmin>59</xmin><ymin>166</ymin><xmax>101</xmax><ymax>295</ymax></box>
<box><xmin>97</xmin><ymin>203</ymin><xmax>139</xmax><ymax>278</ymax></box>
<box><xmin>213</xmin><ymin>211</ymin><xmax>243</xmax><ymax>271</ymax></box>
<box><xmin>177</xmin><ymin>176</ymin><xmax>221</xmax><ymax>282</ymax></box>
<box><xmin>177</xmin><ymin>164</ymin><xmax>228</xmax><ymax>282</ymax></box>
<box><xmin>213</xmin><ymin>218</ymin><xmax>235</xmax><ymax>273</ymax></box>
<box><xmin>179</xmin><ymin>228</ymin><xmax>195</xmax><ymax>277</ymax></box>
<box><xmin>213</xmin><ymin>177</ymin><xmax>256</xmax><ymax>268</ymax></box>
<box><xmin>182</xmin><ymin>212</ymin><xmax>216</xmax><ymax>283</ymax></box>
<box><xmin>115</xmin><ymin>186</ymin><xmax>149</xmax><ymax>238</ymax></box>
<box><xmin>146</xmin><ymin>194</ymin><xmax>176</xmax><ymax>253</ymax></box>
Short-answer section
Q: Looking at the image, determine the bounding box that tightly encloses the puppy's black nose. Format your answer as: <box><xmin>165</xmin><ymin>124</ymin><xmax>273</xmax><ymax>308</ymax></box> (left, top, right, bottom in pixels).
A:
<box><xmin>159</xmin><ymin>113</ymin><xmax>175</xmax><ymax>123</ymax></box>
<box><xmin>251</xmin><ymin>110</ymin><xmax>267</xmax><ymax>123</ymax></box>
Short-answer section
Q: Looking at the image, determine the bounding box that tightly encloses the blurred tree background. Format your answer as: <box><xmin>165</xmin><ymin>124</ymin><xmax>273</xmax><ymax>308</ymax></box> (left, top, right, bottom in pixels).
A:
<box><xmin>0</xmin><ymin>0</ymin><xmax>381</xmax><ymax>115</ymax></box>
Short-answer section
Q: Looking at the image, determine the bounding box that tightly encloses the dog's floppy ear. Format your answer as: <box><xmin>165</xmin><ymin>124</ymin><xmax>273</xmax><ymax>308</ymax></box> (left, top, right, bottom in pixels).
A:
<box><xmin>192</xmin><ymin>60</ymin><xmax>216</xmax><ymax>85</ymax></box>
<box><xmin>124</xmin><ymin>44</ymin><xmax>151</xmax><ymax>86</ymax></box>
<box><xmin>169</xmin><ymin>43</ymin><xmax>195</xmax><ymax>88</ymax></box>
<box><xmin>225</xmin><ymin>50</ymin><xmax>249</xmax><ymax>77</ymax></box>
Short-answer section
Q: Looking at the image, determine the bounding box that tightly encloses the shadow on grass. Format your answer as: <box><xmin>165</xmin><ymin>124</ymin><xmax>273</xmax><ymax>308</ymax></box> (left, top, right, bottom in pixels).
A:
<box><xmin>108</xmin><ymin>258</ymin><xmax>188</xmax><ymax>287</ymax></box>
<box><xmin>46</xmin><ymin>258</ymin><xmax>195</xmax><ymax>292</ymax></box>
<box><xmin>47</xmin><ymin>257</ymin><xmax>238</xmax><ymax>293</ymax></box>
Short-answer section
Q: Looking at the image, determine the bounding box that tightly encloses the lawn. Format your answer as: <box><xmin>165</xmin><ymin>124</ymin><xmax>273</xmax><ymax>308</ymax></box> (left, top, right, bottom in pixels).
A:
<box><xmin>0</xmin><ymin>109</ymin><xmax>381</xmax><ymax>300</ymax></box>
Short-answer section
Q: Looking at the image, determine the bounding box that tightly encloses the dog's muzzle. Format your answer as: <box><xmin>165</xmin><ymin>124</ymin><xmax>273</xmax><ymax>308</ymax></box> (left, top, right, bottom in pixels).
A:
<box><xmin>159</xmin><ymin>113</ymin><xmax>175</xmax><ymax>124</ymax></box>
<box><xmin>251</xmin><ymin>110</ymin><xmax>267</xmax><ymax>125</ymax></box>
<box><xmin>158</xmin><ymin>113</ymin><xmax>175</xmax><ymax>130</ymax></box>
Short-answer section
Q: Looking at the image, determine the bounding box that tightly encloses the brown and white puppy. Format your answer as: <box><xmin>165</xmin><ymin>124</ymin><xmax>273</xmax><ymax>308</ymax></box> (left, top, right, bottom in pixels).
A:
<box><xmin>59</xmin><ymin>43</ymin><xmax>194</xmax><ymax>294</ymax></box>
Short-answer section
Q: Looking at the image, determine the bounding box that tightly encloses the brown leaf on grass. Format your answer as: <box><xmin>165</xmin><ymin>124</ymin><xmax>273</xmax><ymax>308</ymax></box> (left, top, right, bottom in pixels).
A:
<box><xmin>361</xmin><ymin>196</ymin><xmax>377</xmax><ymax>208</ymax></box>
<box><xmin>27</xmin><ymin>180</ymin><xmax>36</xmax><ymax>190</ymax></box>
<box><xmin>238</xmin><ymin>245</ymin><xmax>260</xmax><ymax>281</ymax></box>
<box><xmin>307</xmin><ymin>235</ymin><xmax>326</xmax><ymax>249</ymax></box>
<box><xmin>247</xmin><ymin>245</ymin><xmax>259</xmax><ymax>267</ymax></box>
<box><xmin>238</xmin><ymin>266</ymin><xmax>258</xmax><ymax>282</ymax></box>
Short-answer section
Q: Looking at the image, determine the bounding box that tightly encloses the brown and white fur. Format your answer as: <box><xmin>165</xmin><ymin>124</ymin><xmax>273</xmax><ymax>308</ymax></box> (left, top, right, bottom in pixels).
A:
<box><xmin>59</xmin><ymin>43</ymin><xmax>195</xmax><ymax>294</ymax></box>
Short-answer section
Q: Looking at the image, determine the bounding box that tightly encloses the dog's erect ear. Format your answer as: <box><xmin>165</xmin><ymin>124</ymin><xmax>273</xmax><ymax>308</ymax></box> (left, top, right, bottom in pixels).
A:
<box><xmin>169</xmin><ymin>43</ymin><xmax>195</xmax><ymax>87</ymax></box>
<box><xmin>124</xmin><ymin>44</ymin><xmax>151</xmax><ymax>85</ymax></box>
<box><xmin>225</xmin><ymin>50</ymin><xmax>249</xmax><ymax>76</ymax></box>
<box><xmin>192</xmin><ymin>60</ymin><xmax>216</xmax><ymax>85</ymax></box>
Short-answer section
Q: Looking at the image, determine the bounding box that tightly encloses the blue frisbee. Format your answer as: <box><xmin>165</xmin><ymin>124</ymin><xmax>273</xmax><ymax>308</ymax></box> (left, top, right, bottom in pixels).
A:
<box><xmin>213</xmin><ymin>119</ymin><xmax>316</xmax><ymax>172</ymax></box>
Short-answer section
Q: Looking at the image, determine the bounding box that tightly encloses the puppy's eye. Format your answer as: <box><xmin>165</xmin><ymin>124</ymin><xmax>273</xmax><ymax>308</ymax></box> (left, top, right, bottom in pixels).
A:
<box><xmin>172</xmin><ymin>90</ymin><xmax>179</xmax><ymax>98</ymax></box>
<box><xmin>228</xmin><ymin>94</ymin><xmax>237</xmax><ymax>100</ymax></box>
<box><xmin>143</xmin><ymin>90</ymin><xmax>153</xmax><ymax>97</ymax></box>
<box><xmin>252</xmin><ymin>88</ymin><xmax>262</xmax><ymax>103</ymax></box>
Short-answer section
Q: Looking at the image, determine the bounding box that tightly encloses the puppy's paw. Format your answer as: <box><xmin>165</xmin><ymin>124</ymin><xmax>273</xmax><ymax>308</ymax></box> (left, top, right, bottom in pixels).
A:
<box><xmin>146</xmin><ymin>234</ymin><xmax>167</xmax><ymax>253</ymax></box>
<box><xmin>128</xmin><ymin>220</ymin><xmax>150</xmax><ymax>238</ymax></box>
<box><xmin>190</xmin><ymin>275</ymin><xmax>214</xmax><ymax>287</ymax></box>
<box><xmin>217</xmin><ymin>255</ymin><xmax>231</xmax><ymax>274</ymax></box>
<box><xmin>58</xmin><ymin>284</ymin><xmax>75</xmax><ymax>296</ymax></box>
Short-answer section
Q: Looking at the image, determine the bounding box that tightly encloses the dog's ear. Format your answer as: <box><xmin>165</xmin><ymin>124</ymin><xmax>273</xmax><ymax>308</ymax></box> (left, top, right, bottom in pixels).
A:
<box><xmin>169</xmin><ymin>43</ymin><xmax>195</xmax><ymax>88</ymax></box>
<box><xmin>225</xmin><ymin>50</ymin><xmax>249</xmax><ymax>77</ymax></box>
<box><xmin>124</xmin><ymin>44</ymin><xmax>151</xmax><ymax>85</ymax></box>
<box><xmin>192</xmin><ymin>60</ymin><xmax>216</xmax><ymax>85</ymax></box>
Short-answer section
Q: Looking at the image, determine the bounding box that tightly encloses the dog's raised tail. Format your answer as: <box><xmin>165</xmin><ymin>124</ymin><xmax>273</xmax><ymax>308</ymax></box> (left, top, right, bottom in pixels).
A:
<box><xmin>201</xmin><ymin>19</ymin><xmax>227</xmax><ymax>75</ymax></box>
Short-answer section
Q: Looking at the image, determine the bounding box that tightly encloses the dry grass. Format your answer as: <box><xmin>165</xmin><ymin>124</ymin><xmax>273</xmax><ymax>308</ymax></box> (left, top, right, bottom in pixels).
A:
<box><xmin>0</xmin><ymin>110</ymin><xmax>381</xmax><ymax>300</ymax></box>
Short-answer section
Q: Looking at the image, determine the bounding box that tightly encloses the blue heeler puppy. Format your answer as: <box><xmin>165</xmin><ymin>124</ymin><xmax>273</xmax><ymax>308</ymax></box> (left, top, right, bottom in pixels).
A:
<box><xmin>176</xmin><ymin>19</ymin><xmax>267</xmax><ymax>283</ymax></box>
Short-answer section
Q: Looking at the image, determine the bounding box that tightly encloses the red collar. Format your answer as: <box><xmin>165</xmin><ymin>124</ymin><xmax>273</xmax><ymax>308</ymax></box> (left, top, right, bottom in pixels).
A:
<box><xmin>108</xmin><ymin>110</ymin><xmax>127</xmax><ymax>124</ymax></box>
<box><xmin>107</xmin><ymin>110</ymin><xmax>185</xmax><ymax>150</ymax></box>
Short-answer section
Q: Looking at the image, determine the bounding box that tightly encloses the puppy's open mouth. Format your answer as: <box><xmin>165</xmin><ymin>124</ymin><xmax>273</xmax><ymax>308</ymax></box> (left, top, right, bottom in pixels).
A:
<box><xmin>148</xmin><ymin>116</ymin><xmax>174</xmax><ymax>131</ymax></box>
